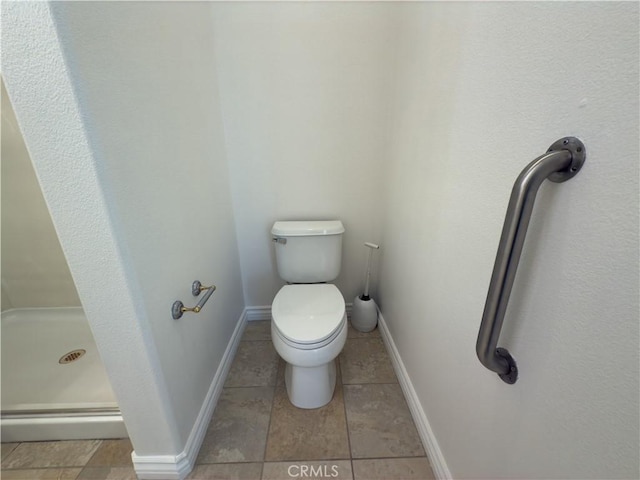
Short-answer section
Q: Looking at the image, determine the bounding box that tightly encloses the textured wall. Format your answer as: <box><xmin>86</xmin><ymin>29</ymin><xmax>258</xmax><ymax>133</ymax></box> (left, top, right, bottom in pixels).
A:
<box><xmin>378</xmin><ymin>3</ymin><xmax>639</xmax><ymax>478</ymax></box>
<box><xmin>1</xmin><ymin>80</ymin><xmax>81</xmax><ymax>310</ymax></box>
<box><xmin>49</xmin><ymin>0</ymin><xmax>245</xmax><ymax>448</ymax></box>
<box><xmin>2</xmin><ymin>2</ymin><xmax>182</xmax><ymax>455</ymax></box>
<box><xmin>3</xmin><ymin>0</ymin><xmax>245</xmax><ymax>458</ymax></box>
<box><xmin>211</xmin><ymin>3</ymin><xmax>397</xmax><ymax>306</ymax></box>
<box><xmin>4</xmin><ymin>2</ymin><xmax>638</xmax><ymax>478</ymax></box>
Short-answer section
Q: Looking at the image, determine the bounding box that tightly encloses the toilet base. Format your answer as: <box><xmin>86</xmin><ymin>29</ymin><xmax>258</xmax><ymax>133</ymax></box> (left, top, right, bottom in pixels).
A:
<box><xmin>285</xmin><ymin>360</ymin><xmax>337</xmax><ymax>409</ymax></box>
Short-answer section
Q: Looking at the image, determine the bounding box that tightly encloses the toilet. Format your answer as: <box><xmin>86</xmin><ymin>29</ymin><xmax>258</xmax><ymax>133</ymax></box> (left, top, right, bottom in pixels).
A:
<box><xmin>270</xmin><ymin>220</ymin><xmax>347</xmax><ymax>409</ymax></box>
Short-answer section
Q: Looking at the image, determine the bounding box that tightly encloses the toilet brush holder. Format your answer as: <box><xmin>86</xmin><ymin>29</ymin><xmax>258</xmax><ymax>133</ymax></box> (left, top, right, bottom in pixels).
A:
<box><xmin>352</xmin><ymin>241</ymin><xmax>380</xmax><ymax>333</ymax></box>
<box><xmin>351</xmin><ymin>295</ymin><xmax>378</xmax><ymax>333</ymax></box>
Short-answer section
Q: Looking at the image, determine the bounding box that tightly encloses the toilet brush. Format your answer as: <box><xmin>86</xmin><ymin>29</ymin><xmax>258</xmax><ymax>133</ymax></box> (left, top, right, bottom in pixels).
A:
<box><xmin>351</xmin><ymin>242</ymin><xmax>380</xmax><ymax>333</ymax></box>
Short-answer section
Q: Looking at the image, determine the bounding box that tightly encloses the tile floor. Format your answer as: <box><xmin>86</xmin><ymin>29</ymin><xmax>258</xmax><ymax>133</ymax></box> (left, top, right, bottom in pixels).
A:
<box><xmin>1</xmin><ymin>321</ymin><xmax>434</xmax><ymax>480</ymax></box>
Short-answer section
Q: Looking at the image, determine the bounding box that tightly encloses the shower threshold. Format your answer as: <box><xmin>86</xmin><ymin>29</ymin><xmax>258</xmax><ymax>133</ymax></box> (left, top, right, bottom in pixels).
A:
<box><xmin>1</xmin><ymin>407</ymin><xmax>126</xmax><ymax>442</ymax></box>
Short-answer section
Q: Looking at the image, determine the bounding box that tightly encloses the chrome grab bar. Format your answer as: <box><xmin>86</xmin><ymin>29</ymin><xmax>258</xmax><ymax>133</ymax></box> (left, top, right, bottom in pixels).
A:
<box><xmin>476</xmin><ymin>137</ymin><xmax>586</xmax><ymax>384</ymax></box>
<box><xmin>172</xmin><ymin>281</ymin><xmax>216</xmax><ymax>320</ymax></box>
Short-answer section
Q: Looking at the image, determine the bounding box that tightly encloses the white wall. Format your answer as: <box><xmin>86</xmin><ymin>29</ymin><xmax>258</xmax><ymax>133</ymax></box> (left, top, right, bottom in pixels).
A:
<box><xmin>2</xmin><ymin>2</ymin><xmax>180</xmax><ymax>456</ymax></box>
<box><xmin>378</xmin><ymin>3</ymin><xmax>639</xmax><ymax>479</ymax></box>
<box><xmin>211</xmin><ymin>3</ymin><xmax>398</xmax><ymax>306</ymax></box>
<box><xmin>1</xmin><ymin>80</ymin><xmax>81</xmax><ymax>310</ymax></box>
<box><xmin>3</xmin><ymin>0</ymin><xmax>244</xmax><ymax>464</ymax></box>
<box><xmin>49</xmin><ymin>2</ymin><xmax>245</xmax><ymax>448</ymax></box>
<box><xmin>4</xmin><ymin>2</ymin><xmax>638</xmax><ymax>478</ymax></box>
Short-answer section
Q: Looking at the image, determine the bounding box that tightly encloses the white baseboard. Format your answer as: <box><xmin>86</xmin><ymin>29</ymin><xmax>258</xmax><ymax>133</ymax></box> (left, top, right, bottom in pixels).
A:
<box><xmin>132</xmin><ymin>308</ymin><xmax>248</xmax><ymax>480</ymax></box>
<box><xmin>377</xmin><ymin>309</ymin><xmax>452</xmax><ymax>480</ymax></box>
<box><xmin>130</xmin><ymin>452</ymin><xmax>191</xmax><ymax>480</ymax></box>
<box><xmin>246</xmin><ymin>305</ymin><xmax>271</xmax><ymax>321</ymax></box>
<box><xmin>131</xmin><ymin>304</ymin><xmax>448</xmax><ymax>478</ymax></box>
<box><xmin>246</xmin><ymin>303</ymin><xmax>353</xmax><ymax>322</ymax></box>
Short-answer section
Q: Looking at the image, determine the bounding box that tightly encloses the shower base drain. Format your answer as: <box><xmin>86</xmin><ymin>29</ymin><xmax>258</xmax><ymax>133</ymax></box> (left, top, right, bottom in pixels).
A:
<box><xmin>59</xmin><ymin>349</ymin><xmax>86</xmax><ymax>364</ymax></box>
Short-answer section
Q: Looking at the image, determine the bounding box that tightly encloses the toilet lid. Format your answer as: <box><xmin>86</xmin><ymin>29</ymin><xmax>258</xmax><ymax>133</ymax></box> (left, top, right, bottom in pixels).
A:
<box><xmin>272</xmin><ymin>284</ymin><xmax>345</xmax><ymax>345</ymax></box>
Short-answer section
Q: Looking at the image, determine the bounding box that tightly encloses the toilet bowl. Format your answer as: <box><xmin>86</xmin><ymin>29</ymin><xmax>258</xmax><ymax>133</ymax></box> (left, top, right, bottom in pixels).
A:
<box><xmin>271</xmin><ymin>283</ymin><xmax>347</xmax><ymax>409</ymax></box>
<box><xmin>270</xmin><ymin>220</ymin><xmax>346</xmax><ymax>408</ymax></box>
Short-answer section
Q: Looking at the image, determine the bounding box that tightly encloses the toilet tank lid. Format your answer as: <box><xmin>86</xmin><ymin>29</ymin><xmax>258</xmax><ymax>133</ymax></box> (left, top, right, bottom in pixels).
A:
<box><xmin>271</xmin><ymin>220</ymin><xmax>344</xmax><ymax>236</ymax></box>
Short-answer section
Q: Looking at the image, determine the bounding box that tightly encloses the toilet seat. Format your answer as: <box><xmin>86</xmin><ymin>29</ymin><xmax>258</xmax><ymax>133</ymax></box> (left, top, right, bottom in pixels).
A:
<box><xmin>273</xmin><ymin>316</ymin><xmax>346</xmax><ymax>350</ymax></box>
<box><xmin>272</xmin><ymin>284</ymin><xmax>345</xmax><ymax>347</ymax></box>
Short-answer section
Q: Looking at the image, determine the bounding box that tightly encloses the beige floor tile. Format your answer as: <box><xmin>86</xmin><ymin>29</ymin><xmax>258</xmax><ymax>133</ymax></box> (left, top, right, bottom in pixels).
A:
<box><xmin>344</xmin><ymin>384</ymin><xmax>424</xmax><ymax>458</ymax></box>
<box><xmin>352</xmin><ymin>457</ymin><xmax>434</xmax><ymax>479</ymax></box>
<box><xmin>262</xmin><ymin>460</ymin><xmax>352</xmax><ymax>480</ymax></box>
<box><xmin>242</xmin><ymin>321</ymin><xmax>272</xmax><ymax>341</ymax></box>
<box><xmin>265</xmin><ymin>386</ymin><xmax>350</xmax><ymax>462</ymax></box>
<box><xmin>0</xmin><ymin>341</ymin><xmax>431</xmax><ymax>480</ymax></box>
<box><xmin>275</xmin><ymin>358</ymin><xmax>286</xmax><ymax>387</ymax></box>
<box><xmin>85</xmin><ymin>439</ymin><xmax>133</xmax><ymax>467</ymax></box>
<box><xmin>225</xmin><ymin>341</ymin><xmax>279</xmax><ymax>387</ymax></box>
<box><xmin>0</xmin><ymin>468</ymin><xmax>82</xmax><ymax>479</ymax></box>
<box><xmin>1</xmin><ymin>443</ymin><xmax>20</xmax><ymax>463</ymax></box>
<box><xmin>187</xmin><ymin>462</ymin><xmax>262</xmax><ymax>479</ymax></box>
<box><xmin>76</xmin><ymin>466</ymin><xmax>138</xmax><ymax>480</ymax></box>
<box><xmin>2</xmin><ymin>440</ymin><xmax>102</xmax><ymax>469</ymax></box>
<box><xmin>197</xmin><ymin>387</ymin><xmax>273</xmax><ymax>464</ymax></box>
<box><xmin>347</xmin><ymin>322</ymin><xmax>381</xmax><ymax>339</ymax></box>
<box><xmin>339</xmin><ymin>338</ymin><xmax>396</xmax><ymax>384</ymax></box>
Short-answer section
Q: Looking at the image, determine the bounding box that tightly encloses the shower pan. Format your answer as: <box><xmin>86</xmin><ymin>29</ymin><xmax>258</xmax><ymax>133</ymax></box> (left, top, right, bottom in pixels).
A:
<box><xmin>1</xmin><ymin>78</ymin><xmax>126</xmax><ymax>441</ymax></box>
<box><xmin>0</xmin><ymin>307</ymin><xmax>127</xmax><ymax>441</ymax></box>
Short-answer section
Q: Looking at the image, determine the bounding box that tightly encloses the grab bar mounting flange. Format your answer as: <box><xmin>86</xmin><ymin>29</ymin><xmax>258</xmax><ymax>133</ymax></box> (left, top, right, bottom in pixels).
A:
<box><xmin>547</xmin><ymin>137</ymin><xmax>586</xmax><ymax>183</ymax></box>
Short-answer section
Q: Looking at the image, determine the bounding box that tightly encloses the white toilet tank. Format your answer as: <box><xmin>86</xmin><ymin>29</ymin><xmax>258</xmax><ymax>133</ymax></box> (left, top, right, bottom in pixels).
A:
<box><xmin>272</xmin><ymin>220</ymin><xmax>344</xmax><ymax>283</ymax></box>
